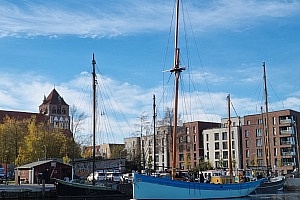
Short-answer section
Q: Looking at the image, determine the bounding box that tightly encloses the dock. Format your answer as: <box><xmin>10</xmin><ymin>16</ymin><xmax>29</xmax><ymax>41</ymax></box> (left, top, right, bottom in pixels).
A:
<box><xmin>0</xmin><ymin>184</ymin><xmax>56</xmax><ymax>199</ymax></box>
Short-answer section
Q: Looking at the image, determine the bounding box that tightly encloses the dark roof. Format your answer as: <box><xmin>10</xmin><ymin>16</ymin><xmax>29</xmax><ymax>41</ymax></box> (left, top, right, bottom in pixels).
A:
<box><xmin>0</xmin><ymin>110</ymin><xmax>47</xmax><ymax>124</ymax></box>
<box><xmin>17</xmin><ymin>159</ymin><xmax>71</xmax><ymax>169</ymax></box>
<box><xmin>40</xmin><ymin>88</ymin><xmax>68</xmax><ymax>106</ymax></box>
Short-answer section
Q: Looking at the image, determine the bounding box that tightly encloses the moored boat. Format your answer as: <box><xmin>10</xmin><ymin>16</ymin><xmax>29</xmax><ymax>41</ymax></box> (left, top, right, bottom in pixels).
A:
<box><xmin>55</xmin><ymin>178</ymin><xmax>129</xmax><ymax>199</ymax></box>
<box><xmin>254</xmin><ymin>176</ymin><xmax>285</xmax><ymax>194</ymax></box>
<box><xmin>132</xmin><ymin>0</ymin><xmax>262</xmax><ymax>199</ymax></box>
<box><xmin>55</xmin><ymin>54</ymin><xmax>129</xmax><ymax>200</ymax></box>
<box><xmin>133</xmin><ymin>173</ymin><xmax>262</xmax><ymax>200</ymax></box>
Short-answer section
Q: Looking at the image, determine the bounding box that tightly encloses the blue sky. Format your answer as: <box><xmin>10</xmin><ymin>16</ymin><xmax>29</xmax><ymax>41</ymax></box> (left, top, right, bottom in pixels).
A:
<box><xmin>1</xmin><ymin>0</ymin><xmax>300</xmax><ymax>144</ymax></box>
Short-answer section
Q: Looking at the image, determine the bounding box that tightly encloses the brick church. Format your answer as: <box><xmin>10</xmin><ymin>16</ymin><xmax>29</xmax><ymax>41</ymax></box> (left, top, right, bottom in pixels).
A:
<box><xmin>0</xmin><ymin>88</ymin><xmax>71</xmax><ymax>135</ymax></box>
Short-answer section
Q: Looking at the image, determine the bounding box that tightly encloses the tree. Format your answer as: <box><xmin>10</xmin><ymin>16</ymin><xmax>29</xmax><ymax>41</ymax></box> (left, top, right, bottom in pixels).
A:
<box><xmin>70</xmin><ymin>105</ymin><xmax>88</xmax><ymax>160</ymax></box>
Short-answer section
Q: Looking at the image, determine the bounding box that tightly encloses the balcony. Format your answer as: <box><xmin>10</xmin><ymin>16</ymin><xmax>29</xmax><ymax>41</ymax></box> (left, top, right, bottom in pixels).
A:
<box><xmin>281</xmin><ymin>151</ymin><xmax>296</xmax><ymax>156</ymax></box>
<box><xmin>280</xmin><ymin>129</ymin><xmax>294</xmax><ymax>135</ymax></box>
<box><xmin>280</xmin><ymin>140</ymin><xmax>295</xmax><ymax>145</ymax></box>
<box><xmin>280</xmin><ymin>119</ymin><xmax>292</xmax><ymax>124</ymax></box>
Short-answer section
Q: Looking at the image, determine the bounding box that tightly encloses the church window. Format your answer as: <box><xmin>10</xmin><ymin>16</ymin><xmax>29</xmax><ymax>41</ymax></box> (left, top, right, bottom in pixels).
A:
<box><xmin>52</xmin><ymin>107</ymin><xmax>56</xmax><ymax>114</ymax></box>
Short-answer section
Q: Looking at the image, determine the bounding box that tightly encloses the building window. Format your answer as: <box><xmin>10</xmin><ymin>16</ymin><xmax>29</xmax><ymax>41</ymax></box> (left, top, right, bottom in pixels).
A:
<box><xmin>186</xmin><ymin>136</ymin><xmax>190</xmax><ymax>143</ymax></box>
<box><xmin>222</xmin><ymin>132</ymin><xmax>227</xmax><ymax>140</ymax></box>
<box><xmin>206</xmin><ymin>134</ymin><xmax>208</xmax><ymax>141</ymax></box>
<box><xmin>52</xmin><ymin>107</ymin><xmax>56</xmax><ymax>114</ymax></box>
<box><xmin>222</xmin><ymin>142</ymin><xmax>228</xmax><ymax>149</ymax></box>
<box><xmin>193</xmin><ymin>144</ymin><xmax>196</xmax><ymax>151</ymax></box>
<box><xmin>223</xmin><ymin>151</ymin><xmax>228</xmax><ymax>159</ymax></box>
<box><xmin>245</xmin><ymin>130</ymin><xmax>249</xmax><ymax>138</ymax></box>
<box><xmin>232</xmin><ymin>131</ymin><xmax>235</xmax><ymax>139</ymax></box>
<box><xmin>186</xmin><ymin>127</ymin><xmax>190</xmax><ymax>135</ymax></box>
<box><xmin>274</xmin><ymin>148</ymin><xmax>277</xmax><ymax>156</ymax></box>
<box><xmin>215</xmin><ymin>152</ymin><xmax>220</xmax><ymax>159</ymax></box>
<box><xmin>246</xmin><ymin>140</ymin><xmax>249</xmax><ymax>148</ymax></box>
<box><xmin>258</xmin><ymin>119</ymin><xmax>263</xmax><ymax>124</ymax></box>
<box><xmin>256</xmin><ymin>139</ymin><xmax>262</xmax><ymax>147</ymax></box>
<box><xmin>246</xmin><ymin>149</ymin><xmax>250</xmax><ymax>158</ymax></box>
<box><xmin>257</xmin><ymin>149</ymin><xmax>262</xmax><ymax>157</ymax></box>
<box><xmin>273</xmin><ymin>117</ymin><xmax>276</xmax><ymax>125</ymax></box>
<box><xmin>232</xmin><ymin>141</ymin><xmax>235</xmax><ymax>149</ymax></box>
<box><xmin>179</xmin><ymin>163</ymin><xmax>184</xmax><ymax>170</ymax></box>
<box><xmin>273</xmin><ymin>127</ymin><xmax>277</xmax><ymax>135</ymax></box>
<box><xmin>273</xmin><ymin>138</ymin><xmax>277</xmax><ymax>146</ymax></box>
<box><xmin>256</xmin><ymin>129</ymin><xmax>262</xmax><ymax>137</ymax></box>
<box><xmin>215</xmin><ymin>142</ymin><xmax>219</xmax><ymax>150</ymax></box>
<box><xmin>179</xmin><ymin>154</ymin><xmax>184</xmax><ymax>161</ymax></box>
<box><xmin>194</xmin><ymin>135</ymin><xmax>197</xmax><ymax>142</ymax></box>
<box><xmin>246</xmin><ymin>159</ymin><xmax>250</xmax><ymax>167</ymax></box>
<box><xmin>206</xmin><ymin>143</ymin><xmax>209</xmax><ymax>150</ymax></box>
<box><xmin>247</xmin><ymin>120</ymin><xmax>251</xmax><ymax>125</ymax></box>
<box><xmin>193</xmin><ymin>126</ymin><xmax>196</xmax><ymax>133</ymax></box>
<box><xmin>215</xmin><ymin>161</ymin><xmax>220</xmax><ymax>168</ymax></box>
<box><xmin>214</xmin><ymin>133</ymin><xmax>219</xmax><ymax>140</ymax></box>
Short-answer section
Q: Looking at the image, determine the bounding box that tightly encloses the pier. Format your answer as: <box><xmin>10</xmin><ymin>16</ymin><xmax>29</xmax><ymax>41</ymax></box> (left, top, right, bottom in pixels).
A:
<box><xmin>0</xmin><ymin>184</ymin><xmax>56</xmax><ymax>199</ymax></box>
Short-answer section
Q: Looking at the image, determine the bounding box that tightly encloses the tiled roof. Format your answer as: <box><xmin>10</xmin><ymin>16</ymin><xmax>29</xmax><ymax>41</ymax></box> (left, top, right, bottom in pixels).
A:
<box><xmin>0</xmin><ymin>110</ymin><xmax>48</xmax><ymax>124</ymax></box>
<box><xmin>40</xmin><ymin>88</ymin><xmax>68</xmax><ymax>106</ymax></box>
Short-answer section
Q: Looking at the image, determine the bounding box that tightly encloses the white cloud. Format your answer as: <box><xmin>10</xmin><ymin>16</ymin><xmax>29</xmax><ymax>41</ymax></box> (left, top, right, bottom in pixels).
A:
<box><xmin>0</xmin><ymin>0</ymin><xmax>299</xmax><ymax>38</ymax></box>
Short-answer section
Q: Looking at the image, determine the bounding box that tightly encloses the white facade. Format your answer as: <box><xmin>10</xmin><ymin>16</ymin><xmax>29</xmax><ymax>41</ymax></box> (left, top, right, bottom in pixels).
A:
<box><xmin>203</xmin><ymin>117</ymin><xmax>243</xmax><ymax>172</ymax></box>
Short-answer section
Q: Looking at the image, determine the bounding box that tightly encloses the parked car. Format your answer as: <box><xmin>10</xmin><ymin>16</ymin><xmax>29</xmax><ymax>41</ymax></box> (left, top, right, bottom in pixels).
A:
<box><xmin>106</xmin><ymin>171</ymin><xmax>122</xmax><ymax>182</ymax></box>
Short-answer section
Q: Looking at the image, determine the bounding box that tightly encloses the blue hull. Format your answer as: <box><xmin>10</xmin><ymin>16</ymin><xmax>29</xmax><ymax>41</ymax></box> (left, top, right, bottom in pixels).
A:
<box><xmin>133</xmin><ymin>173</ymin><xmax>261</xmax><ymax>199</ymax></box>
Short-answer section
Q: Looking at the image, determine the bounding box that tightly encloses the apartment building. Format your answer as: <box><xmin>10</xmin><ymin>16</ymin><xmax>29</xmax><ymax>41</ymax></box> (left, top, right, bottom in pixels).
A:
<box><xmin>203</xmin><ymin>117</ymin><xmax>243</xmax><ymax>171</ymax></box>
<box><xmin>177</xmin><ymin>121</ymin><xmax>220</xmax><ymax>171</ymax></box>
<box><xmin>242</xmin><ymin>109</ymin><xmax>300</xmax><ymax>175</ymax></box>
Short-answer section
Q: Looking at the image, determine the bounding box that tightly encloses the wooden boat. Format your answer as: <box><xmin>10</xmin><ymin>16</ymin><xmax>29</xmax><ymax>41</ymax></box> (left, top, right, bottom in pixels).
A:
<box><xmin>132</xmin><ymin>0</ymin><xmax>262</xmax><ymax>199</ymax></box>
<box><xmin>54</xmin><ymin>54</ymin><xmax>129</xmax><ymax>200</ymax></box>
<box><xmin>254</xmin><ymin>176</ymin><xmax>285</xmax><ymax>194</ymax></box>
<box><xmin>252</xmin><ymin>63</ymin><xmax>286</xmax><ymax>194</ymax></box>
<box><xmin>55</xmin><ymin>179</ymin><xmax>129</xmax><ymax>199</ymax></box>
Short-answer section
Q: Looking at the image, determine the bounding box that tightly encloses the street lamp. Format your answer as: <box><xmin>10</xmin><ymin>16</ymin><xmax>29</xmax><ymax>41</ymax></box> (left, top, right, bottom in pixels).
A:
<box><xmin>43</xmin><ymin>145</ymin><xmax>47</xmax><ymax>160</ymax></box>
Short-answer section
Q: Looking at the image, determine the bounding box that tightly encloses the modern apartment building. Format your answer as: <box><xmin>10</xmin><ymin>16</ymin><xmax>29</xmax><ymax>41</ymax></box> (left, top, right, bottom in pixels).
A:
<box><xmin>176</xmin><ymin>121</ymin><xmax>220</xmax><ymax>171</ymax></box>
<box><xmin>203</xmin><ymin>117</ymin><xmax>243</xmax><ymax>171</ymax></box>
<box><xmin>242</xmin><ymin>109</ymin><xmax>300</xmax><ymax>175</ymax></box>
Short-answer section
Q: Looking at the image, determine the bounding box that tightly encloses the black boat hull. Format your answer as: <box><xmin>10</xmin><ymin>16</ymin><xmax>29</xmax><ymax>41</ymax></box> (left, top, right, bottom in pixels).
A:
<box><xmin>54</xmin><ymin>179</ymin><xmax>130</xmax><ymax>200</ymax></box>
<box><xmin>254</xmin><ymin>177</ymin><xmax>285</xmax><ymax>194</ymax></box>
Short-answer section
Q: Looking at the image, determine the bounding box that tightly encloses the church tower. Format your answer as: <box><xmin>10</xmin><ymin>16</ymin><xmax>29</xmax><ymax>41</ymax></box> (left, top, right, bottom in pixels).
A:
<box><xmin>39</xmin><ymin>88</ymin><xmax>70</xmax><ymax>131</ymax></box>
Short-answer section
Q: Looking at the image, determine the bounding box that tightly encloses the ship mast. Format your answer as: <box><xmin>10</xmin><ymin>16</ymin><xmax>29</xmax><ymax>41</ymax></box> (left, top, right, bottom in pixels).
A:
<box><xmin>171</xmin><ymin>0</ymin><xmax>185</xmax><ymax>180</ymax></box>
<box><xmin>263</xmin><ymin>62</ymin><xmax>271</xmax><ymax>175</ymax></box>
<box><xmin>92</xmin><ymin>54</ymin><xmax>97</xmax><ymax>185</ymax></box>
<box><xmin>227</xmin><ymin>94</ymin><xmax>233</xmax><ymax>180</ymax></box>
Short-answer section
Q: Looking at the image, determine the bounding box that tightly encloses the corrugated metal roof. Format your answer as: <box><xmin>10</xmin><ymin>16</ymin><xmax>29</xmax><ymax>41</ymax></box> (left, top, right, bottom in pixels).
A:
<box><xmin>17</xmin><ymin>160</ymin><xmax>71</xmax><ymax>169</ymax></box>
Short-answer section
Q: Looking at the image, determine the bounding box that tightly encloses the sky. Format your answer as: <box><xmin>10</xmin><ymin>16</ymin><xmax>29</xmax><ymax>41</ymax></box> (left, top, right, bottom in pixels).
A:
<box><xmin>1</xmin><ymin>0</ymin><xmax>300</xmax><ymax>145</ymax></box>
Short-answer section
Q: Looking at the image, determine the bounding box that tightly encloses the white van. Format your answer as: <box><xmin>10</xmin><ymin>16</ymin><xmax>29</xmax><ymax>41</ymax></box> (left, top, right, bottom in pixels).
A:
<box><xmin>87</xmin><ymin>170</ymin><xmax>105</xmax><ymax>182</ymax></box>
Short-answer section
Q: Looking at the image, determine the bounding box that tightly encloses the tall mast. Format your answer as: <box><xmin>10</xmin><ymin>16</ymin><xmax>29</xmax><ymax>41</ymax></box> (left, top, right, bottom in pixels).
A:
<box><xmin>153</xmin><ymin>94</ymin><xmax>156</xmax><ymax>171</ymax></box>
<box><xmin>263</xmin><ymin>62</ymin><xmax>271</xmax><ymax>175</ymax></box>
<box><xmin>227</xmin><ymin>94</ymin><xmax>233</xmax><ymax>180</ymax></box>
<box><xmin>92</xmin><ymin>53</ymin><xmax>97</xmax><ymax>185</ymax></box>
<box><xmin>171</xmin><ymin>0</ymin><xmax>185</xmax><ymax>180</ymax></box>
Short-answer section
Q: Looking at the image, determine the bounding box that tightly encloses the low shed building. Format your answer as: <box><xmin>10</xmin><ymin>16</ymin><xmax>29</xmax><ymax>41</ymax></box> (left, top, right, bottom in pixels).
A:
<box><xmin>15</xmin><ymin>160</ymin><xmax>72</xmax><ymax>184</ymax></box>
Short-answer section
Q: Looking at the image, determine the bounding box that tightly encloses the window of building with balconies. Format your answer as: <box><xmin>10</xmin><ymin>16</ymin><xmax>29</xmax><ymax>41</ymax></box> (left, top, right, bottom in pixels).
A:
<box><xmin>256</xmin><ymin>129</ymin><xmax>262</xmax><ymax>137</ymax></box>
<box><xmin>245</xmin><ymin>130</ymin><xmax>249</xmax><ymax>138</ymax></box>
<box><xmin>256</xmin><ymin>139</ymin><xmax>262</xmax><ymax>147</ymax></box>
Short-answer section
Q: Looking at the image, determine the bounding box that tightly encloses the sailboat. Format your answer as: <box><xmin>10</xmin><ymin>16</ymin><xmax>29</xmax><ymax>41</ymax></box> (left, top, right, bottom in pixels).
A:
<box><xmin>252</xmin><ymin>62</ymin><xmax>285</xmax><ymax>194</ymax></box>
<box><xmin>55</xmin><ymin>54</ymin><xmax>129</xmax><ymax>200</ymax></box>
<box><xmin>132</xmin><ymin>0</ymin><xmax>262</xmax><ymax>199</ymax></box>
